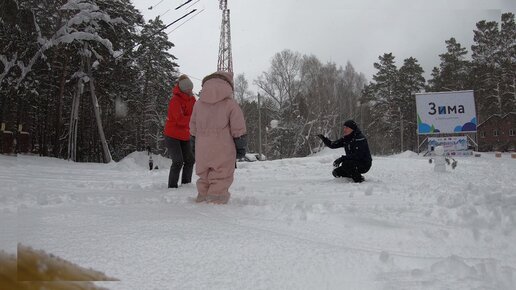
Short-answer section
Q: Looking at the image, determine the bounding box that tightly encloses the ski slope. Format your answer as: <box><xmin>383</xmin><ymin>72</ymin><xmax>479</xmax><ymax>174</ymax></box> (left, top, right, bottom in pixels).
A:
<box><xmin>1</xmin><ymin>150</ymin><xmax>515</xmax><ymax>289</ymax></box>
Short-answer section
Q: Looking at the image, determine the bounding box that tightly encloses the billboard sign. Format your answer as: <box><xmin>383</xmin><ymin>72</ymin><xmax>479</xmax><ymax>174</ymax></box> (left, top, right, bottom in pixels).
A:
<box><xmin>428</xmin><ymin>136</ymin><xmax>470</xmax><ymax>156</ymax></box>
<box><xmin>416</xmin><ymin>90</ymin><xmax>477</xmax><ymax>135</ymax></box>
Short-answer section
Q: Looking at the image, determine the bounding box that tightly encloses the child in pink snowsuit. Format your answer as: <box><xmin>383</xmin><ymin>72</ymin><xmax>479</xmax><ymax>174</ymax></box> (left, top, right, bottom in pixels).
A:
<box><xmin>189</xmin><ymin>71</ymin><xmax>247</xmax><ymax>204</ymax></box>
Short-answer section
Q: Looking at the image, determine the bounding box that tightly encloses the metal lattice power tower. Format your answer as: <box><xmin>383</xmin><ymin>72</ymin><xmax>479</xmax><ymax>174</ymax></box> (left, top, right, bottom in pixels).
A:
<box><xmin>217</xmin><ymin>0</ymin><xmax>233</xmax><ymax>72</ymax></box>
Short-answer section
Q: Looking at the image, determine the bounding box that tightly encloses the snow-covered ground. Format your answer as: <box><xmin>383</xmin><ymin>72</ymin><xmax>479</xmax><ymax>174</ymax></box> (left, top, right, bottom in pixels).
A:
<box><xmin>1</xmin><ymin>150</ymin><xmax>515</xmax><ymax>289</ymax></box>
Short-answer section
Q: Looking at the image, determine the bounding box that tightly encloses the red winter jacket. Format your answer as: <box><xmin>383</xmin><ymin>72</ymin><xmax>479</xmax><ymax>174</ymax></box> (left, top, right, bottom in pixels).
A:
<box><xmin>163</xmin><ymin>85</ymin><xmax>196</xmax><ymax>141</ymax></box>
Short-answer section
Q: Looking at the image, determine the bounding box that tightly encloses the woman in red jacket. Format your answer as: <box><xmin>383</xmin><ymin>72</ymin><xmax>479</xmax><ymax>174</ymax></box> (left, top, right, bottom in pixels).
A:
<box><xmin>163</xmin><ymin>75</ymin><xmax>196</xmax><ymax>188</ymax></box>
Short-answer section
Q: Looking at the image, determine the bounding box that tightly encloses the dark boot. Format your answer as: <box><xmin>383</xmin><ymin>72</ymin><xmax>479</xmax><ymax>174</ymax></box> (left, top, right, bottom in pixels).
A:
<box><xmin>332</xmin><ymin>166</ymin><xmax>352</xmax><ymax>178</ymax></box>
<box><xmin>168</xmin><ymin>162</ymin><xmax>182</xmax><ymax>188</ymax></box>
<box><xmin>181</xmin><ymin>161</ymin><xmax>194</xmax><ymax>184</ymax></box>
<box><xmin>352</xmin><ymin>174</ymin><xmax>365</xmax><ymax>183</ymax></box>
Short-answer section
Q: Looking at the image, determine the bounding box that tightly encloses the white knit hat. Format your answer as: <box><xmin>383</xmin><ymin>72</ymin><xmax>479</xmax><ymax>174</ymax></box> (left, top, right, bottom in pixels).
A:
<box><xmin>178</xmin><ymin>75</ymin><xmax>193</xmax><ymax>93</ymax></box>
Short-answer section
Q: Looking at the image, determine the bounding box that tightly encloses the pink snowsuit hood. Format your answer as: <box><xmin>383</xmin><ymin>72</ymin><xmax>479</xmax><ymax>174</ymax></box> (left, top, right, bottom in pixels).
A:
<box><xmin>189</xmin><ymin>71</ymin><xmax>246</xmax><ymax>203</ymax></box>
<box><xmin>199</xmin><ymin>71</ymin><xmax>235</xmax><ymax>104</ymax></box>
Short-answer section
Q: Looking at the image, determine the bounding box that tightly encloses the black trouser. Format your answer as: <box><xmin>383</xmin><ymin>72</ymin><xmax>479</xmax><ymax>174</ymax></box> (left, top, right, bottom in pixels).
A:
<box><xmin>164</xmin><ymin>136</ymin><xmax>194</xmax><ymax>188</ymax></box>
<box><xmin>332</xmin><ymin>159</ymin><xmax>371</xmax><ymax>181</ymax></box>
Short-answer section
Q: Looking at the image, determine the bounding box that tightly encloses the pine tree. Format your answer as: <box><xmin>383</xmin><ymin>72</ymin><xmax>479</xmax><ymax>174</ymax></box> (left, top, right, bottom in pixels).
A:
<box><xmin>369</xmin><ymin>53</ymin><xmax>399</xmax><ymax>153</ymax></box>
<box><xmin>0</xmin><ymin>0</ymin><xmax>181</xmax><ymax>161</ymax></box>
<box><xmin>427</xmin><ymin>67</ymin><xmax>442</xmax><ymax>91</ymax></box>
<box><xmin>471</xmin><ymin>19</ymin><xmax>501</xmax><ymax>120</ymax></box>
<box><xmin>398</xmin><ymin>57</ymin><xmax>425</xmax><ymax>151</ymax></box>
<box><xmin>132</xmin><ymin>17</ymin><xmax>178</xmax><ymax>155</ymax></box>
<box><xmin>430</xmin><ymin>38</ymin><xmax>471</xmax><ymax>92</ymax></box>
<box><xmin>90</xmin><ymin>0</ymin><xmax>145</xmax><ymax>160</ymax></box>
<box><xmin>470</xmin><ymin>13</ymin><xmax>515</xmax><ymax>123</ymax></box>
<box><xmin>498</xmin><ymin>13</ymin><xmax>516</xmax><ymax>115</ymax></box>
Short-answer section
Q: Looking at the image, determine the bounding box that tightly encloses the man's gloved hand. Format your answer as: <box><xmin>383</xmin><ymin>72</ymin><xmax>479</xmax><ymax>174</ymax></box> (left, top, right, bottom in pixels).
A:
<box><xmin>317</xmin><ymin>134</ymin><xmax>331</xmax><ymax>147</ymax></box>
<box><xmin>333</xmin><ymin>156</ymin><xmax>344</xmax><ymax>167</ymax></box>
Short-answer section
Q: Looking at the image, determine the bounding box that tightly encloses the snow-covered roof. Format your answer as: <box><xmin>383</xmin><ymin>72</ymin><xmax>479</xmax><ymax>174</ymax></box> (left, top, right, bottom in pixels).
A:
<box><xmin>477</xmin><ymin>112</ymin><xmax>516</xmax><ymax>127</ymax></box>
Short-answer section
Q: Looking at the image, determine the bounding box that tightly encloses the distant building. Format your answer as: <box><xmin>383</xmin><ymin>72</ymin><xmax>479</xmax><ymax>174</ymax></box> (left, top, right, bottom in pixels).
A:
<box><xmin>0</xmin><ymin>123</ymin><xmax>31</xmax><ymax>154</ymax></box>
<box><xmin>477</xmin><ymin>112</ymin><xmax>516</xmax><ymax>151</ymax></box>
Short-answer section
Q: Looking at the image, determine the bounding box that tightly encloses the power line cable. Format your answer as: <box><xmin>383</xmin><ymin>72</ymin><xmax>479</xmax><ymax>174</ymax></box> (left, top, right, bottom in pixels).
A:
<box><xmin>159</xmin><ymin>8</ymin><xmax>171</xmax><ymax>17</ymax></box>
<box><xmin>187</xmin><ymin>74</ymin><xmax>202</xmax><ymax>81</ymax></box>
<box><xmin>158</xmin><ymin>0</ymin><xmax>199</xmax><ymax>19</ymax></box>
<box><xmin>115</xmin><ymin>9</ymin><xmax>197</xmax><ymax>59</ymax></box>
<box><xmin>166</xmin><ymin>9</ymin><xmax>204</xmax><ymax>35</ymax></box>
<box><xmin>184</xmin><ymin>0</ymin><xmax>201</xmax><ymax>11</ymax></box>
<box><xmin>148</xmin><ymin>0</ymin><xmax>166</xmax><ymax>10</ymax></box>
<box><xmin>175</xmin><ymin>0</ymin><xmax>193</xmax><ymax>10</ymax></box>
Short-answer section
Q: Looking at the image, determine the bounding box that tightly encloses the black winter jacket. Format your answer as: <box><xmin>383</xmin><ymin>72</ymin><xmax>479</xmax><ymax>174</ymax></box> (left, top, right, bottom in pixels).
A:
<box><xmin>321</xmin><ymin>131</ymin><xmax>372</xmax><ymax>166</ymax></box>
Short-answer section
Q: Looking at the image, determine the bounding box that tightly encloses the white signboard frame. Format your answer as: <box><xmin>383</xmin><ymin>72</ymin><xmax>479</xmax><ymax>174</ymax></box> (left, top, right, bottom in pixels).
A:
<box><xmin>428</xmin><ymin>136</ymin><xmax>471</xmax><ymax>156</ymax></box>
<box><xmin>416</xmin><ymin>90</ymin><xmax>477</xmax><ymax>135</ymax></box>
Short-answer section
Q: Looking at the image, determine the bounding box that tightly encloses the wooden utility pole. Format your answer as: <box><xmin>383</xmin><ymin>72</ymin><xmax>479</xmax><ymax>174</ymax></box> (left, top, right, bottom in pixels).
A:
<box><xmin>258</xmin><ymin>93</ymin><xmax>262</xmax><ymax>160</ymax></box>
<box><xmin>68</xmin><ymin>44</ymin><xmax>112</xmax><ymax>163</ymax></box>
<box><xmin>399</xmin><ymin>107</ymin><xmax>404</xmax><ymax>153</ymax></box>
<box><xmin>68</xmin><ymin>66</ymin><xmax>83</xmax><ymax>162</ymax></box>
<box><xmin>54</xmin><ymin>54</ymin><xmax>68</xmax><ymax>157</ymax></box>
<box><xmin>85</xmin><ymin>43</ymin><xmax>111</xmax><ymax>163</ymax></box>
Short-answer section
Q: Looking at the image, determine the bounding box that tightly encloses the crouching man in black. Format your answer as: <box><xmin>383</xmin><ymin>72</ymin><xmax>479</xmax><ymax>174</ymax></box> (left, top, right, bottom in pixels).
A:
<box><xmin>317</xmin><ymin>120</ymin><xmax>372</xmax><ymax>183</ymax></box>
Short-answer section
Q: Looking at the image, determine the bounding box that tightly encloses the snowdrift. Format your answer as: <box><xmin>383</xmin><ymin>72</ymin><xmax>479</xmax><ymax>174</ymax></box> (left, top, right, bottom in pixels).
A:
<box><xmin>113</xmin><ymin>151</ymin><xmax>171</xmax><ymax>171</ymax></box>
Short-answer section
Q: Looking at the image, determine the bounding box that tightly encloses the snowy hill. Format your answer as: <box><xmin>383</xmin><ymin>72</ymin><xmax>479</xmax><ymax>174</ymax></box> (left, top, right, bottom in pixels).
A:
<box><xmin>0</xmin><ymin>151</ymin><xmax>515</xmax><ymax>289</ymax></box>
<box><xmin>113</xmin><ymin>151</ymin><xmax>171</xmax><ymax>171</ymax></box>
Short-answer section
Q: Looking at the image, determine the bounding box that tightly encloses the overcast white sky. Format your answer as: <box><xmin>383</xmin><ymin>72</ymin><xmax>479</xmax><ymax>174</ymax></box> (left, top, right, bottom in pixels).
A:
<box><xmin>131</xmin><ymin>0</ymin><xmax>515</xmax><ymax>93</ymax></box>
